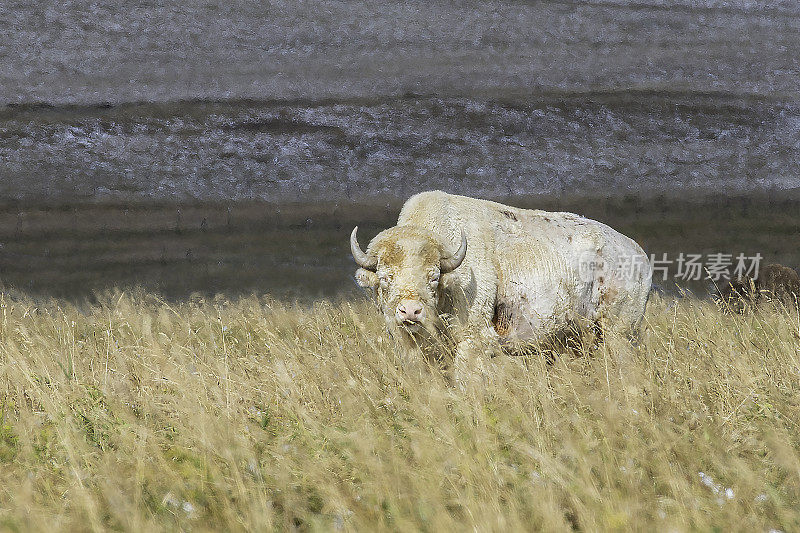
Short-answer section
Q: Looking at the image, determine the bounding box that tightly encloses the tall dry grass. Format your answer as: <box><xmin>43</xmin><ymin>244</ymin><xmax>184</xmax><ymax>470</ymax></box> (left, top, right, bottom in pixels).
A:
<box><xmin>0</xmin><ymin>290</ymin><xmax>798</xmax><ymax>531</ymax></box>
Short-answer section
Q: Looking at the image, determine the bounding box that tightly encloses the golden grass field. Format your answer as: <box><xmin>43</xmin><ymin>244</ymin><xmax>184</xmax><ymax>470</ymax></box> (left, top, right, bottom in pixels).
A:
<box><xmin>0</xmin><ymin>290</ymin><xmax>799</xmax><ymax>532</ymax></box>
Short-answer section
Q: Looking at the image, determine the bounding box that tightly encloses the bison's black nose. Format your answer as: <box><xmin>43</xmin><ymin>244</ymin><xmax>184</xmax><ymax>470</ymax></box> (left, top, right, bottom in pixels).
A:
<box><xmin>396</xmin><ymin>300</ymin><xmax>425</xmax><ymax>324</ymax></box>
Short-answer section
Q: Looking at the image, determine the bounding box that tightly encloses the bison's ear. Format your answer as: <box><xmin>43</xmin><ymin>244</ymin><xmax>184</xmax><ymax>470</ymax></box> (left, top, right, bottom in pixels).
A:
<box><xmin>355</xmin><ymin>268</ymin><xmax>379</xmax><ymax>289</ymax></box>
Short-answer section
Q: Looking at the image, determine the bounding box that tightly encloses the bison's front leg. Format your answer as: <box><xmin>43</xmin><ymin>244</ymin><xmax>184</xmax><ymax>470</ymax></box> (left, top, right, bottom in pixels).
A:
<box><xmin>450</xmin><ymin>326</ymin><xmax>501</xmax><ymax>389</ymax></box>
<box><xmin>391</xmin><ymin>324</ymin><xmax>451</xmax><ymax>378</ymax></box>
<box><xmin>452</xmin><ymin>340</ymin><xmax>482</xmax><ymax>389</ymax></box>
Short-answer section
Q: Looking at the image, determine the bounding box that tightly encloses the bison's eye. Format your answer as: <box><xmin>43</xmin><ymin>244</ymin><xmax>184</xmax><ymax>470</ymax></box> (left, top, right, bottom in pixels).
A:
<box><xmin>378</xmin><ymin>273</ymin><xmax>391</xmax><ymax>289</ymax></box>
<box><xmin>429</xmin><ymin>272</ymin><xmax>440</xmax><ymax>288</ymax></box>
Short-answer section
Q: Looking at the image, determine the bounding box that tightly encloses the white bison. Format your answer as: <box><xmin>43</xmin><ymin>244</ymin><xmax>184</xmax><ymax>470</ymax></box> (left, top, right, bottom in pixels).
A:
<box><xmin>351</xmin><ymin>191</ymin><xmax>652</xmax><ymax>379</ymax></box>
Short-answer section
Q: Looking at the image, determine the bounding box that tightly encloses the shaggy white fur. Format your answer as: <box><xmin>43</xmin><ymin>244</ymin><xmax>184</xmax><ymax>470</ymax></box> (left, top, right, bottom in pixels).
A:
<box><xmin>352</xmin><ymin>191</ymin><xmax>652</xmax><ymax>383</ymax></box>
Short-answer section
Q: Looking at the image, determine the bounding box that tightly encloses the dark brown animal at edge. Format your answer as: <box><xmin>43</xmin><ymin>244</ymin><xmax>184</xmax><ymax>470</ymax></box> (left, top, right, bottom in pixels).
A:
<box><xmin>716</xmin><ymin>263</ymin><xmax>800</xmax><ymax>311</ymax></box>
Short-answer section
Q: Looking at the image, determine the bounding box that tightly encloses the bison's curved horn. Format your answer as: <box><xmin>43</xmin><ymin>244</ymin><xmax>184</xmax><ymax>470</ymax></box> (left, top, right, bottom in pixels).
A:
<box><xmin>440</xmin><ymin>229</ymin><xmax>467</xmax><ymax>273</ymax></box>
<box><xmin>350</xmin><ymin>226</ymin><xmax>377</xmax><ymax>270</ymax></box>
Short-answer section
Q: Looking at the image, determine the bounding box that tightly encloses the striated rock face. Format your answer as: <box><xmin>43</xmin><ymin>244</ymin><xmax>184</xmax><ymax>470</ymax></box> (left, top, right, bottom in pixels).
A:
<box><xmin>4</xmin><ymin>1</ymin><xmax>800</xmax><ymax>203</ymax></box>
<box><xmin>5</xmin><ymin>1</ymin><xmax>800</xmax><ymax>106</ymax></box>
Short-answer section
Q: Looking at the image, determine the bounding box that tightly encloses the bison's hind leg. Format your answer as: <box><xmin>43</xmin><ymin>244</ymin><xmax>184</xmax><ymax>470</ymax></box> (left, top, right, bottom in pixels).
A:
<box><xmin>590</xmin><ymin>319</ymin><xmax>605</xmax><ymax>351</ymax></box>
<box><xmin>511</xmin><ymin>320</ymin><xmax>603</xmax><ymax>365</ymax></box>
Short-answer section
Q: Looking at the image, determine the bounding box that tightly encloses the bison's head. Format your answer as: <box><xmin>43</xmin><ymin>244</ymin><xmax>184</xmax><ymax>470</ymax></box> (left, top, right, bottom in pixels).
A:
<box><xmin>350</xmin><ymin>225</ymin><xmax>467</xmax><ymax>335</ymax></box>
